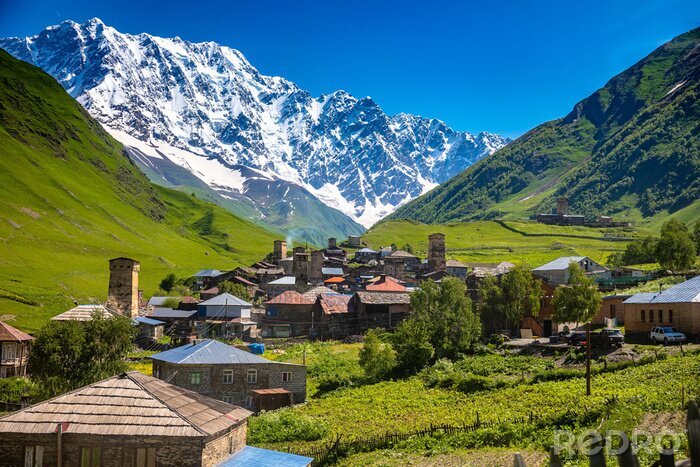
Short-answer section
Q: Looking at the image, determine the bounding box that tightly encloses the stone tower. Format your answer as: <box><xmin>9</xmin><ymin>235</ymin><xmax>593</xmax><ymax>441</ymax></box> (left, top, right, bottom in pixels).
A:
<box><xmin>273</xmin><ymin>240</ymin><xmax>287</xmax><ymax>264</ymax></box>
<box><xmin>293</xmin><ymin>250</ymin><xmax>309</xmax><ymax>284</ymax></box>
<box><xmin>556</xmin><ymin>197</ymin><xmax>569</xmax><ymax>216</ymax></box>
<box><xmin>309</xmin><ymin>250</ymin><xmax>325</xmax><ymax>284</ymax></box>
<box><xmin>106</xmin><ymin>257</ymin><xmax>140</xmax><ymax>317</ymax></box>
<box><xmin>427</xmin><ymin>233</ymin><xmax>446</xmax><ymax>271</ymax></box>
<box><xmin>328</xmin><ymin>238</ymin><xmax>337</xmax><ymax>249</ymax></box>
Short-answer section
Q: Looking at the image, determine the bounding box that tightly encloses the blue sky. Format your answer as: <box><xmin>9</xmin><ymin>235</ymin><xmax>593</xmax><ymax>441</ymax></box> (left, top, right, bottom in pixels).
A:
<box><xmin>1</xmin><ymin>0</ymin><xmax>698</xmax><ymax>138</ymax></box>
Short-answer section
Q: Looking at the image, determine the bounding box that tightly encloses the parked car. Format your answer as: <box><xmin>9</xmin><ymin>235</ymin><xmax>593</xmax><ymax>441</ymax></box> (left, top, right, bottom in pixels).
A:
<box><xmin>565</xmin><ymin>331</ymin><xmax>587</xmax><ymax>346</ymax></box>
<box><xmin>590</xmin><ymin>329</ymin><xmax>624</xmax><ymax>349</ymax></box>
<box><xmin>650</xmin><ymin>327</ymin><xmax>686</xmax><ymax>345</ymax></box>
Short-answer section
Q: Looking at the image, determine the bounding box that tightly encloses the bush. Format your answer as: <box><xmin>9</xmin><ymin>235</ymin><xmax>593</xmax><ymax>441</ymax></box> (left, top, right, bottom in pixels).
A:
<box><xmin>248</xmin><ymin>410</ymin><xmax>329</xmax><ymax>444</ymax></box>
<box><xmin>359</xmin><ymin>329</ymin><xmax>396</xmax><ymax>382</ymax></box>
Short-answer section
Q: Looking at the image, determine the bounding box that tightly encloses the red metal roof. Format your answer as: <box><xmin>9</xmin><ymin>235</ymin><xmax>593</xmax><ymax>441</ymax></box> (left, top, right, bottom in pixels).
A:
<box><xmin>0</xmin><ymin>321</ymin><xmax>33</xmax><ymax>342</ymax></box>
<box><xmin>323</xmin><ymin>276</ymin><xmax>349</xmax><ymax>284</ymax></box>
<box><xmin>265</xmin><ymin>291</ymin><xmax>315</xmax><ymax>305</ymax></box>
<box><xmin>319</xmin><ymin>294</ymin><xmax>352</xmax><ymax>314</ymax></box>
<box><xmin>366</xmin><ymin>276</ymin><xmax>406</xmax><ymax>292</ymax></box>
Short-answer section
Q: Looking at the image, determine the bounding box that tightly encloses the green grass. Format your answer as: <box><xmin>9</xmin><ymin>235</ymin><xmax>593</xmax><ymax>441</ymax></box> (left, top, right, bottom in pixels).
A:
<box><xmin>360</xmin><ymin>220</ymin><xmax>635</xmax><ymax>266</ymax></box>
<box><xmin>0</xmin><ymin>50</ymin><xmax>279</xmax><ymax>332</ymax></box>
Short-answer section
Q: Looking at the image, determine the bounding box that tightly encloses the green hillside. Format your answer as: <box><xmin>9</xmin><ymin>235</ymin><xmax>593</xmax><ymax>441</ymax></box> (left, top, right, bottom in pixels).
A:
<box><xmin>0</xmin><ymin>50</ymin><xmax>278</xmax><ymax>332</ymax></box>
<box><xmin>390</xmin><ymin>28</ymin><xmax>700</xmax><ymax>226</ymax></box>
<box><xmin>358</xmin><ymin>220</ymin><xmax>637</xmax><ymax>267</ymax></box>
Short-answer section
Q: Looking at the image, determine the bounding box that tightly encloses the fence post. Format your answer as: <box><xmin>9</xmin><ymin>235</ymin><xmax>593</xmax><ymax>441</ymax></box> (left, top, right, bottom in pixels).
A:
<box><xmin>616</xmin><ymin>432</ymin><xmax>639</xmax><ymax>467</ymax></box>
<box><xmin>513</xmin><ymin>452</ymin><xmax>526</xmax><ymax>467</ymax></box>
<box><xmin>548</xmin><ymin>446</ymin><xmax>563</xmax><ymax>467</ymax></box>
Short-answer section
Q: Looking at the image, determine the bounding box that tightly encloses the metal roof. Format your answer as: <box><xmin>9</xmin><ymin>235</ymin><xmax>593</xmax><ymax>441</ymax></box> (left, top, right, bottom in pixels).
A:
<box><xmin>624</xmin><ymin>276</ymin><xmax>700</xmax><ymax>304</ymax></box>
<box><xmin>446</xmin><ymin>259</ymin><xmax>467</xmax><ymax>268</ymax></box>
<box><xmin>146</xmin><ymin>296</ymin><xmax>182</xmax><ymax>306</ymax></box>
<box><xmin>0</xmin><ymin>371</ymin><xmax>250</xmax><ymax>437</ymax></box>
<box><xmin>51</xmin><ymin>305</ymin><xmax>114</xmax><ymax>321</ymax></box>
<box><xmin>0</xmin><ymin>321</ymin><xmax>33</xmax><ymax>342</ymax></box>
<box><xmin>533</xmin><ymin>256</ymin><xmax>587</xmax><ymax>271</ymax></box>
<box><xmin>321</xmin><ymin>267</ymin><xmax>344</xmax><ymax>275</ymax></box>
<box><xmin>150</xmin><ymin>339</ymin><xmax>272</xmax><ymax>365</ymax></box>
<box><xmin>199</xmin><ymin>293</ymin><xmax>252</xmax><ymax>307</ymax></box>
<box><xmin>193</xmin><ymin>269</ymin><xmax>223</xmax><ymax>277</ymax></box>
<box><xmin>218</xmin><ymin>446</ymin><xmax>312</xmax><ymax>467</ymax></box>
<box><xmin>265</xmin><ymin>291</ymin><xmax>315</xmax><ymax>305</ymax></box>
<box><xmin>357</xmin><ymin>247</ymin><xmax>377</xmax><ymax>253</ymax></box>
<box><xmin>132</xmin><ymin>316</ymin><xmax>165</xmax><ymax>326</ymax></box>
<box><xmin>267</xmin><ymin>276</ymin><xmax>297</xmax><ymax>285</ymax></box>
<box><xmin>147</xmin><ymin>308</ymin><xmax>197</xmax><ymax>319</ymax></box>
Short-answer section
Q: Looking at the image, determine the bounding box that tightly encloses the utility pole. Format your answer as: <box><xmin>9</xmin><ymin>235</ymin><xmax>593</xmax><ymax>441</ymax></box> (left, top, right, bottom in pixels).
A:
<box><xmin>586</xmin><ymin>319</ymin><xmax>591</xmax><ymax>396</ymax></box>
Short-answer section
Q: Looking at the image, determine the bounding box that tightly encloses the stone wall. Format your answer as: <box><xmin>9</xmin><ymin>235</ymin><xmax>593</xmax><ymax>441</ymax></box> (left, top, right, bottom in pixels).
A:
<box><xmin>106</xmin><ymin>257</ymin><xmax>140</xmax><ymax>317</ymax></box>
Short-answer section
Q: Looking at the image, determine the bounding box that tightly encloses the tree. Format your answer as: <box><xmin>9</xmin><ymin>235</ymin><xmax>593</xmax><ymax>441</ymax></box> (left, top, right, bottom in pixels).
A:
<box><xmin>403</xmin><ymin>244</ymin><xmax>414</xmax><ymax>254</ymax></box>
<box><xmin>500</xmin><ymin>265</ymin><xmax>543</xmax><ymax>330</ymax></box>
<box><xmin>359</xmin><ymin>329</ymin><xmax>396</xmax><ymax>382</ymax></box>
<box><xmin>692</xmin><ymin>220</ymin><xmax>700</xmax><ymax>255</ymax></box>
<box><xmin>552</xmin><ymin>263</ymin><xmax>602</xmax><ymax>328</ymax></box>
<box><xmin>477</xmin><ymin>274</ymin><xmax>505</xmax><ymax>332</ymax></box>
<box><xmin>393</xmin><ymin>318</ymin><xmax>434</xmax><ymax>375</ymax></box>
<box><xmin>159</xmin><ymin>273</ymin><xmax>178</xmax><ymax>292</ymax></box>
<box><xmin>29</xmin><ymin>314</ymin><xmax>135</xmax><ymax>397</ymax></box>
<box><xmin>655</xmin><ymin>219</ymin><xmax>696</xmax><ymax>271</ymax></box>
<box><xmin>607</xmin><ymin>236</ymin><xmax>658</xmax><ymax>266</ymax></box>
<box><xmin>407</xmin><ymin>278</ymin><xmax>481</xmax><ymax>361</ymax></box>
<box><xmin>218</xmin><ymin>281</ymin><xmax>251</xmax><ymax>301</ymax></box>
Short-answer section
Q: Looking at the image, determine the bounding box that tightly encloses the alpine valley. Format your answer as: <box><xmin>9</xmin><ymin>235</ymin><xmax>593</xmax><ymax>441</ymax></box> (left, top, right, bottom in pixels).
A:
<box><xmin>0</xmin><ymin>18</ymin><xmax>509</xmax><ymax>244</ymax></box>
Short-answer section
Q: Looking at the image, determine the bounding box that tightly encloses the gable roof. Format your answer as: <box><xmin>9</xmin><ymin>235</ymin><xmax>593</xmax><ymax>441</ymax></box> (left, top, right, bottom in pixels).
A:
<box><xmin>321</xmin><ymin>267</ymin><xmax>344</xmax><ymax>276</ymax></box>
<box><xmin>193</xmin><ymin>269</ymin><xmax>223</xmax><ymax>278</ymax></box>
<box><xmin>324</xmin><ymin>276</ymin><xmax>350</xmax><ymax>284</ymax></box>
<box><xmin>624</xmin><ymin>276</ymin><xmax>700</xmax><ymax>304</ymax></box>
<box><xmin>0</xmin><ymin>321</ymin><xmax>33</xmax><ymax>342</ymax></box>
<box><xmin>357</xmin><ymin>247</ymin><xmax>377</xmax><ymax>254</ymax></box>
<box><xmin>51</xmin><ymin>304</ymin><xmax>114</xmax><ymax>321</ymax></box>
<box><xmin>0</xmin><ymin>371</ymin><xmax>250</xmax><ymax>437</ymax></box>
<box><xmin>132</xmin><ymin>316</ymin><xmax>166</xmax><ymax>326</ymax></box>
<box><xmin>150</xmin><ymin>339</ymin><xmax>271</xmax><ymax>365</ymax></box>
<box><xmin>356</xmin><ymin>291</ymin><xmax>411</xmax><ymax>305</ymax></box>
<box><xmin>446</xmin><ymin>259</ymin><xmax>467</xmax><ymax>268</ymax></box>
<box><xmin>533</xmin><ymin>256</ymin><xmax>587</xmax><ymax>271</ymax></box>
<box><xmin>319</xmin><ymin>294</ymin><xmax>352</xmax><ymax>314</ymax></box>
<box><xmin>218</xmin><ymin>446</ymin><xmax>313</xmax><ymax>467</ymax></box>
<box><xmin>147</xmin><ymin>308</ymin><xmax>198</xmax><ymax>319</ymax></box>
<box><xmin>388</xmin><ymin>250</ymin><xmax>417</xmax><ymax>259</ymax></box>
<box><xmin>265</xmin><ymin>291</ymin><xmax>315</xmax><ymax>306</ymax></box>
<box><xmin>147</xmin><ymin>296</ymin><xmax>180</xmax><ymax>307</ymax></box>
<box><xmin>366</xmin><ymin>276</ymin><xmax>406</xmax><ymax>292</ymax></box>
<box><xmin>302</xmin><ymin>286</ymin><xmax>336</xmax><ymax>300</ymax></box>
<box><xmin>267</xmin><ymin>276</ymin><xmax>297</xmax><ymax>285</ymax></box>
<box><xmin>199</xmin><ymin>293</ymin><xmax>252</xmax><ymax>307</ymax></box>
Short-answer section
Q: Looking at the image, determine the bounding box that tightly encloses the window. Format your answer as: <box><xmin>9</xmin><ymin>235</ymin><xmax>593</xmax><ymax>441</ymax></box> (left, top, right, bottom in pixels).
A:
<box><xmin>135</xmin><ymin>448</ymin><xmax>156</xmax><ymax>467</ymax></box>
<box><xmin>2</xmin><ymin>343</ymin><xmax>16</xmax><ymax>361</ymax></box>
<box><xmin>24</xmin><ymin>446</ymin><xmax>44</xmax><ymax>467</ymax></box>
<box><xmin>245</xmin><ymin>395</ymin><xmax>254</xmax><ymax>408</ymax></box>
<box><xmin>190</xmin><ymin>372</ymin><xmax>201</xmax><ymax>385</ymax></box>
<box><xmin>609</xmin><ymin>304</ymin><xmax>616</xmax><ymax>319</ymax></box>
<box><xmin>669</xmin><ymin>310</ymin><xmax>673</xmax><ymax>323</ymax></box>
<box><xmin>649</xmin><ymin>310</ymin><xmax>654</xmax><ymax>322</ymax></box>
<box><xmin>282</xmin><ymin>372</ymin><xmax>292</xmax><ymax>383</ymax></box>
<box><xmin>641</xmin><ymin>309</ymin><xmax>645</xmax><ymax>322</ymax></box>
<box><xmin>222</xmin><ymin>369</ymin><xmax>233</xmax><ymax>384</ymax></box>
<box><xmin>81</xmin><ymin>447</ymin><xmax>101</xmax><ymax>467</ymax></box>
<box><xmin>658</xmin><ymin>310</ymin><xmax>663</xmax><ymax>323</ymax></box>
<box><xmin>246</xmin><ymin>369</ymin><xmax>257</xmax><ymax>384</ymax></box>
<box><xmin>223</xmin><ymin>395</ymin><xmax>234</xmax><ymax>404</ymax></box>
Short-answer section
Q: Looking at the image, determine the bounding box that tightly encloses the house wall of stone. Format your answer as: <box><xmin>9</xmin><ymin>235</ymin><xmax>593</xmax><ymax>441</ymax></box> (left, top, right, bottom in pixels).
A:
<box><xmin>106</xmin><ymin>258</ymin><xmax>140</xmax><ymax>317</ymax></box>
<box><xmin>201</xmin><ymin>423</ymin><xmax>247</xmax><ymax>466</ymax></box>
<box><xmin>263</xmin><ymin>304</ymin><xmax>315</xmax><ymax>336</ymax></box>
<box><xmin>624</xmin><ymin>302</ymin><xmax>699</xmax><ymax>336</ymax></box>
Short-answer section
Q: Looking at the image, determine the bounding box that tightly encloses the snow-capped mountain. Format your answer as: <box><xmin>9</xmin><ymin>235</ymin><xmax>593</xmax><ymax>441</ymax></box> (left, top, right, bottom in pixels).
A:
<box><xmin>1</xmin><ymin>18</ymin><xmax>508</xmax><ymax>236</ymax></box>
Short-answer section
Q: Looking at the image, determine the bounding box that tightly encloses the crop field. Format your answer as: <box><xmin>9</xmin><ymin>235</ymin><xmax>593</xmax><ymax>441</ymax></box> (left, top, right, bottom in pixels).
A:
<box><xmin>358</xmin><ymin>220</ymin><xmax>638</xmax><ymax>267</ymax></box>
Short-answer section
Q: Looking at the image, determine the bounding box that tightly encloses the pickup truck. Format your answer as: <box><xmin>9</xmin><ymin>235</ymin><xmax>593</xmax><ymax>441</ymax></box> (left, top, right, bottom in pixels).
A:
<box><xmin>589</xmin><ymin>329</ymin><xmax>625</xmax><ymax>349</ymax></box>
<box><xmin>650</xmin><ymin>327</ymin><xmax>686</xmax><ymax>345</ymax></box>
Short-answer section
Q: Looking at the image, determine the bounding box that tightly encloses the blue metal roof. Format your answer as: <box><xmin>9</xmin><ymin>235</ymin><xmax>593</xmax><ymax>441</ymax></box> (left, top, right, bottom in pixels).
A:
<box><xmin>150</xmin><ymin>339</ymin><xmax>272</xmax><ymax>365</ymax></box>
<box><xmin>132</xmin><ymin>316</ymin><xmax>165</xmax><ymax>326</ymax></box>
<box><xmin>193</xmin><ymin>269</ymin><xmax>223</xmax><ymax>277</ymax></box>
<box><xmin>624</xmin><ymin>276</ymin><xmax>700</xmax><ymax>304</ymax></box>
<box><xmin>199</xmin><ymin>293</ymin><xmax>252</xmax><ymax>307</ymax></box>
<box><xmin>218</xmin><ymin>446</ymin><xmax>312</xmax><ymax>467</ymax></box>
<box><xmin>533</xmin><ymin>256</ymin><xmax>587</xmax><ymax>271</ymax></box>
<box><xmin>322</xmin><ymin>267</ymin><xmax>344</xmax><ymax>275</ymax></box>
<box><xmin>148</xmin><ymin>308</ymin><xmax>198</xmax><ymax>319</ymax></box>
<box><xmin>268</xmin><ymin>276</ymin><xmax>296</xmax><ymax>285</ymax></box>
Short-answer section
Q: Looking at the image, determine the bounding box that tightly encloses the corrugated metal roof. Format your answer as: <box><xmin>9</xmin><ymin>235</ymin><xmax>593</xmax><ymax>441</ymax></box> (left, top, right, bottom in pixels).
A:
<box><xmin>321</xmin><ymin>267</ymin><xmax>344</xmax><ymax>275</ymax></box>
<box><xmin>193</xmin><ymin>269</ymin><xmax>223</xmax><ymax>277</ymax></box>
<box><xmin>533</xmin><ymin>256</ymin><xmax>587</xmax><ymax>271</ymax></box>
<box><xmin>265</xmin><ymin>291</ymin><xmax>315</xmax><ymax>305</ymax></box>
<box><xmin>147</xmin><ymin>296</ymin><xmax>181</xmax><ymax>306</ymax></box>
<box><xmin>366</xmin><ymin>276</ymin><xmax>406</xmax><ymax>292</ymax></box>
<box><xmin>51</xmin><ymin>305</ymin><xmax>114</xmax><ymax>321</ymax></box>
<box><xmin>133</xmin><ymin>316</ymin><xmax>165</xmax><ymax>326</ymax></box>
<box><xmin>150</xmin><ymin>339</ymin><xmax>272</xmax><ymax>365</ymax></box>
<box><xmin>357</xmin><ymin>247</ymin><xmax>377</xmax><ymax>253</ymax></box>
<box><xmin>148</xmin><ymin>308</ymin><xmax>197</xmax><ymax>319</ymax></box>
<box><xmin>624</xmin><ymin>276</ymin><xmax>700</xmax><ymax>304</ymax></box>
<box><xmin>199</xmin><ymin>293</ymin><xmax>252</xmax><ymax>307</ymax></box>
<box><xmin>218</xmin><ymin>446</ymin><xmax>312</xmax><ymax>467</ymax></box>
<box><xmin>268</xmin><ymin>276</ymin><xmax>297</xmax><ymax>285</ymax></box>
<box><xmin>0</xmin><ymin>321</ymin><xmax>33</xmax><ymax>342</ymax></box>
<box><xmin>0</xmin><ymin>371</ymin><xmax>250</xmax><ymax>437</ymax></box>
<box><xmin>319</xmin><ymin>294</ymin><xmax>351</xmax><ymax>314</ymax></box>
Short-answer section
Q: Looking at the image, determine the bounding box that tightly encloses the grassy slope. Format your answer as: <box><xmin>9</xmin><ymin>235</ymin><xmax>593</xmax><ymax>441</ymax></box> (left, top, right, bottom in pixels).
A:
<box><xmin>0</xmin><ymin>50</ymin><xmax>277</xmax><ymax>332</ymax></box>
<box><xmin>390</xmin><ymin>28</ymin><xmax>700</xmax><ymax>226</ymax></box>
<box><xmin>359</xmin><ymin>220</ymin><xmax>636</xmax><ymax>266</ymax></box>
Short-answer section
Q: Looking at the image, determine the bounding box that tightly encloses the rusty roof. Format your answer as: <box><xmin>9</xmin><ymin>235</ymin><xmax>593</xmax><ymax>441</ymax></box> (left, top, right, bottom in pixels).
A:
<box><xmin>301</xmin><ymin>286</ymin><xmax>336</xmax><ymax>300</ymax></box>
<box><xmin>0</xmin><ymin>321</ymin><xmax>33</xmax><ymax>342</ymax></box>
<box><xmin>251</xmin><ymin>388</ymin><xmax>291</xmax><ymax>395</ymax></box>
<box><xmin>265</xmin><ymin>291</ymin><xmax>315</xmax><ymax>306</ymax></box>
<box><xmin>319</xmin><ymin>294</ymin><xmax>352</xmax><ymax>314</ymax></box>
<box><xmin>356</xmin><ymin>291</ymin><xmax>411</xmax><ymax>305</ymax></box>
<box><xmin>0</xmin><ymin>371</ymin><xmax>250</xmax><ymax>437</ymax></box>
<box><xmin>365</xmin><ymin>276</ymin><xmax>406</xmax><ymax>292</ymax></box>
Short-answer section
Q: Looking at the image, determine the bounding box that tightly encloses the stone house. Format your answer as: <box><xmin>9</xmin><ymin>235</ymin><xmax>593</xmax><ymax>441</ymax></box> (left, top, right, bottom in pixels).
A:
<box><xmin>445</xmin><ymin>259</ymin><xmax>468</xmax><ymax>279</ymax></box>
<box><xmin>623</xmin><ymin>275</ymin><xmax>700</xmax><ymax>338</ymax></box>
<box><xmin>0</xmin><ymin>371</ymin><xmax>312</xmax><ymax>467</ymax></box>
<box><xmin>197</xmin><ymin>293</ymin><xmax>252</xmax><ymax>320</ymax></box>
<box><xmin>192</xmin><ymin>269</ymin><xmax>224</xmax><ymax>290</ymax></box>
<box><xmin>314</xmin><ymin>294</ymin><xmax>353</xmax><ymax>339</ymax></box>
<box><xmin>132</xmin><ymin>316</ymin><xmax>165</xmax><ymax>341</ymax></box>
<box><xmin>260</xmin><ymin>276</ymin><xmax>297</xmax><ymax>297</ymax></box>
<box><xmin>532</xmin><ymin>256</ymin><xmax>608</xmax><ymax>286</ymax></box>
<box><xmin>355</xmin><ymin>291</ymin><xmax>411</xmax><ymax>332</ymax></box>
<box><xmin>0</xmin><ymin>321</ymin><xmax>33</xmax><ymax>379</ymax></box>
<box><xmin>262</xmin><ymin>291</ymin><xmax>316</xmax><ymax>337</ymax></box>
<box><xmin>354</xmin><ymin>247</ymin><xmax>378</xmax><ymax>263</ymax></box>
<box><xmin>592</xmin><ymin>294</ymin><xmax>630</xmax><ymax>326</ymax></box>
<box><xmin>150</xmin><ymin>339</ymin><xmax>306</xmax><ymax>411</ymax></box>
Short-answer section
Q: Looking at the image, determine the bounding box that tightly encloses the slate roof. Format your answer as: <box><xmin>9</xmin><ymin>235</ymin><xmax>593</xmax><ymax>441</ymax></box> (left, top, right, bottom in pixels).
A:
<box><xmin>218</xmin><ymin>446</ymin><xmax>312</xmax><ymax>467</ymax></box>
<box><xmin>150</xmin><ymin>339</ymin><xmax>272</xmax><ymax>365</ymax></box>
<box><xmin>624</xmin><ymin>276</ymin><xmax>700</xmax><ymax>304</ymax></box>
<box><xmin>265</xmin><ymin>291</ymin><xmax>315</xmax><ymax>306</ymax></box>
<box><xmin>51</xmin><ymin>304</ymin><xmax>114</xmax><ymax>321</ymax></box>
<box><xmin>446</xmin><ymin>259</ymin><xmax>467</xmax><ymax>268</ymax></box>
<box><xmin>321</xmin><ymin>267</ymin><xmax>344</xmax><ymax>276</ymax></box>
<box><xmin>193</xmin><ymin>269</ymin><xmax>223</xmax><ymax>277</ymax></box>
<box><xmin>0</xmin><ymin>371</ymin><xmax>250</xmax><ymax>437</ymax></box>
<box><xmin>302</xmin><ymin>286</ymin><xmax>336</xmax><ymax>300</ymax></box>
<box><xmin>147</xmin><ymin>308</ymin><xmax>197</xmax><ymax>319</ymax></box>
<box><xmin>199</xmin><ymin>293</ymin><xmax>252</xmax><ymax>307</ymax></box>
<box><xmin>533</xmin><ymin>256</ymin><xmax>587</xmax><ymax>271</ymax></box>
<box><xmin>356</xmin><ymin>291</ymin><xmax>411</xmax><ymax>305</ymax></box>
<box><xmin>0</xmin><ymin>321</ymin><xmax>33</xmax><ymax>342</ymax></box>
<box><xmin>387</xmin><ymin>250</ymin><xmax>417</xmax><ymax>259</ymax></box>
<box><xmin>267</xmin><ymin>276</ymin><xmax>297</xmax><ymax>285</ymax></box>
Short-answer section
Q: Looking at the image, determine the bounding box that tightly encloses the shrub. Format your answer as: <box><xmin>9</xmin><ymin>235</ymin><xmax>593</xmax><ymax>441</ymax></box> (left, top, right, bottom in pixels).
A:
<box><xmin>248</xmin><ymin>410</ymin><xmax>328</xmax><ymax>444</ymax></box>
<box><xmin>359</xmin><ymin>329</ymin><xmax>396</xmax><ymax>382</ymax></box>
